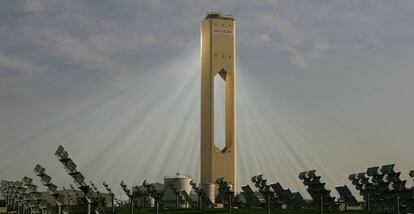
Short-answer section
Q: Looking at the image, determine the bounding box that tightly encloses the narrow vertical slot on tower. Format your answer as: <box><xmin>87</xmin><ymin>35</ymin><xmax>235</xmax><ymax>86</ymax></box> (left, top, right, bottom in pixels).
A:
<box><xmin>214</xmin><ymin>73</ymin><xmax>226</xmax><ymax>152</ymax></box>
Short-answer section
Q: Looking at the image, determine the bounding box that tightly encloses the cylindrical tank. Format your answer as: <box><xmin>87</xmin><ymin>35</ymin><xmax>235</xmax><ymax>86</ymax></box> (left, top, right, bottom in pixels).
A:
<box><xmin>201</xmin><ymin>183</ymin><xmax>216</xmax><ymax>206</ymax></box>
<box><xmin>163</xmin><ymin>174</ymin><xmax>192</xmax><ymax>208</ymax></box>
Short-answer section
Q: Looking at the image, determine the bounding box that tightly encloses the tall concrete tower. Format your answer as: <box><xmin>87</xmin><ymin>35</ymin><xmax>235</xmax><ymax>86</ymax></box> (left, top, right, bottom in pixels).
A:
<box><xmin>200</xmin><ymin>12</ymin><xmax>236</xmax><ymax>193</ymax></box>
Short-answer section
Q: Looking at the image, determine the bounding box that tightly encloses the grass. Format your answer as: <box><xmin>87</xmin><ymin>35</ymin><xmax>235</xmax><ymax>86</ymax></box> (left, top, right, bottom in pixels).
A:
<box><xmin>46</xmin><ymin>206</ymin><xmax>392</xmax><ymax>214</ymax></box>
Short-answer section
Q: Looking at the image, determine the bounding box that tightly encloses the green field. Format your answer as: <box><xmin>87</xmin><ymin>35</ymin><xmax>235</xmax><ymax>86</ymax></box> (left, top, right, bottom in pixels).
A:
<box><xmin>48</xmin><ymin>206</ymin><xmax>392</xmax><ymax>214</ymax></box>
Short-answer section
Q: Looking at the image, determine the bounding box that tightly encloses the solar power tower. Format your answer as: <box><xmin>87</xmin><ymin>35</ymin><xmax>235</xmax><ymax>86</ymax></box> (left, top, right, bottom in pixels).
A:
<box><xmin>200</xmin><ymin>12</ymin><xmax>237</xmax><ymax>196</ymax></box>
<box><xmin>299</xmin><ymin>170</ymin><xmax>339</xmax><ymax>212</ymax></box>
<box><xmin>33</xmin><ymin>164</ymin><xmax>65</xmax><ymax>214</ymax></box>
<box><xmin>335</xmin><ymin>185</ymin><xmax>358</xmax><ymax>210</ymax></box>
<box><xmin>55</xmin><ymin>145</ymin><xmax>104</xmax><ymax>214</ymax></box>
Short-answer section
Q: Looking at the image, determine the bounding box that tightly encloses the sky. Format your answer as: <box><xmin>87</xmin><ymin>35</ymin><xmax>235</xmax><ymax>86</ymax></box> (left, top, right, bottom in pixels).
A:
<box><xmin>1</xmin><ymin>0</ymin><xmax>414</xmax><ymax>199</ymax></box>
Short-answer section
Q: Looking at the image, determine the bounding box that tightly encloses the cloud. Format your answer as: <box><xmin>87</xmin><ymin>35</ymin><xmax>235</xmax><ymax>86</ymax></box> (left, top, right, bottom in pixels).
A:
<box><xmin>314</xmin><ymin>41</ymin><xmax>329</xmax><ymax>52</ymax></box>
<box><xmin>22</xmin><ymin>0</ymin><xmax>62</xmax><ymax>13</ymax></box>
<box><xmin>23</xmin><ymin>0</ymin><xmax>48</xmax><ymax>13</ymax></box>
<box><xmin>0</xmin><ymin>54</ymin><xmax>45</xmax><ymax>97</ymax></box>
<box><xmin>245</xmin><ymin>9</ymin><xmax>310</xmax><ymax>69</ymax></box>
<box><xmin>0</xmin><ymin>54</ymin><xmax>43</xmax><ymax>83</ymax></box>
<box><xmin>259</xmin><ymin>33</ymin><xmax>272</xmax><ymax>45</ymax></box>
<box><xmin>287</xmin><ymin>47</ymin><xmax>307</xmax><ymax>69</ymax></box>
<box><xmin>32</xmin><ymin>29</ymin><xmax>138</xmax><ymax>79</ymax></box>
<box><xmin>0</xmin><ymin>54</ymin><xmax>42</xmax><ymax>73</ymax></box>
<box><xmin>311</xmin><ymin>41</ymin><xmax>330</xmax><ymax>59</ymax></box>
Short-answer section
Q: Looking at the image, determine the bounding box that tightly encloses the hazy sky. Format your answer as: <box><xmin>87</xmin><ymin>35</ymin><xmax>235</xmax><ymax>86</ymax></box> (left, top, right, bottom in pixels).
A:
<box><xmin>1</xmin><ymin>0</ymin><xmax>414</xmax><ymax>199</ymax></box>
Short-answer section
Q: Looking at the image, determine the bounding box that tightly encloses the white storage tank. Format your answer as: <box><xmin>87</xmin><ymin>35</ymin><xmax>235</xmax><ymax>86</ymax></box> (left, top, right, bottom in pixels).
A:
<box><xmin>201</xmin><ymin>182</ymin><xmax>216</xmax><ymax>206</ymax></box>
<box><xmin>163</xmin><ymin>173</ymin><xmax>192</xmax><ymax>208</ymax></box>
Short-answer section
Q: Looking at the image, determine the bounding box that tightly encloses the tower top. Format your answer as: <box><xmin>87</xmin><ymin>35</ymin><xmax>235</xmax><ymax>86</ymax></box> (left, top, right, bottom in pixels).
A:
<box><xmin>205</xmin><ymin>11</ymin><xmax>234</xmax><ymax>20</ymax></box>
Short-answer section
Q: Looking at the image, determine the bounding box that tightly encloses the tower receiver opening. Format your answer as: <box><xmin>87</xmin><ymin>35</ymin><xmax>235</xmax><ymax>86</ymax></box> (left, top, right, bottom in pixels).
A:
<box><xmin>214</xmin><ymin>71</ymin><xmax>226</xmax><ymax>152</ymax></box>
